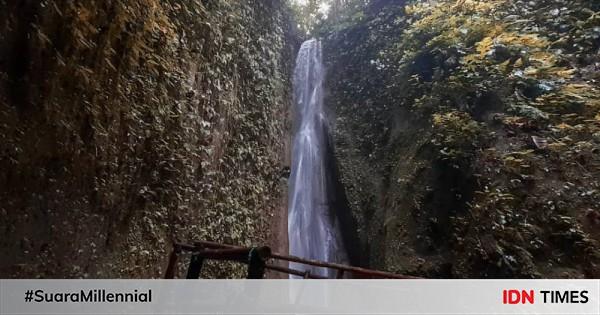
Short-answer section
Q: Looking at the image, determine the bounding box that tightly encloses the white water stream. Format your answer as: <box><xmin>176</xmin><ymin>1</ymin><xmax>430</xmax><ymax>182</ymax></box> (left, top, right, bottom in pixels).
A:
<box><xmin>288</xmin><ymin>39</ymin><xmax>348</xmax><ymax>278</ymax></box>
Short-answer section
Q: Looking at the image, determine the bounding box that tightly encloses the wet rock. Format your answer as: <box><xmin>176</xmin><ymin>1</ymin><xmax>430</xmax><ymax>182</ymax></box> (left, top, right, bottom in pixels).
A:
<box><xmin>531</xmin><ymin>136</ymin><xmax>548</xmax><ymax>150</ymax></box>
<box><xmin>486</xmin><ymin>44</ymin><xmax>514</xmax><ymax>62</ymax></box>
<box><xmin>510</xmin><ymin>104</ymin><xmax>549</xmax><ymax>121</ymax></box>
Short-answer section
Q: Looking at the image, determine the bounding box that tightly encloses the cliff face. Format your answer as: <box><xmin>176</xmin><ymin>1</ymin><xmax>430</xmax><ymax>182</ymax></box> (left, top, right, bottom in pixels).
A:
<box><xmin>325</xmin><ymin>0</ymin><xmax>600</xmax><ymax>278</ymax></box>
<box><xmin>0</xmin><ymin>0</ymin><xmax>295</xmax><ymax>278</ymax></box>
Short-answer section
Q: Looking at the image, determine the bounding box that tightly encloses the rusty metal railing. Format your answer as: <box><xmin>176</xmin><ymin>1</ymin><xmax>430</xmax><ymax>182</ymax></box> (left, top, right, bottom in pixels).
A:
<box><xmin>164</xmin><ymin>240</ymin><xmax>418</xmax><ymax>279</ymax></box>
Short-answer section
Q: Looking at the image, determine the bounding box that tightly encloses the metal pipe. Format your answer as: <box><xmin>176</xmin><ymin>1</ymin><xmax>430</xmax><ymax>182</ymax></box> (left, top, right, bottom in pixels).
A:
<box><xmin>195</xmin><ymin>248</ymin><xmax>250</xmax><ymax>261</ymax></box>
<box><xmin>178</xmin><ymin>241</ymin><xmax>419</xmax><ymax>279</ymax></box>
<box><xmin>264</xmin><ymin>264</ymin><xmax>327</xmax><ymax>279</ymax></box>
<box><xmin>164</xmin><ymin>245</ymin><xmax>180</xmax><ymax>279</ymax></box>
<box><xmin>195</xmin><ymin>240</ymin><xmax>242</xmax><ymax>249</ymax></box>
<box><xmin>270</xmin><ymin>253</ymin><xmax>418</xmax><ymax>279</ymax></box>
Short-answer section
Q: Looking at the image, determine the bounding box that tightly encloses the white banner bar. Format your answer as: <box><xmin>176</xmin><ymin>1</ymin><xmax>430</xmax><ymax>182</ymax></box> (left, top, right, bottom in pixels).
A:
<box><xmin>1</xmin><ymin>280</ymin><xmax>598</xmax><ymax>314</ymax></box>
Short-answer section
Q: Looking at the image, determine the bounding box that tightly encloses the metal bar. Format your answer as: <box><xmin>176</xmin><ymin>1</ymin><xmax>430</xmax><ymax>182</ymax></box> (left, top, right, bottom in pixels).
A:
<box><xmin>303</xmin><ymin>270</ymin><xmax>311</xmax><ymax>279</ymax></box>
<box><xmin>183</xmin><ymin>242</ymin><xmax>328</xmax><ymax>279</ymax></box>
<box><xmin>186</xmin><ymin>253</ymin><xmax>204</xmax><ymax>279</ymax></box>
<box><xmin>264</xmin><ymin>264</ymin><xmax>327</xmax><ymax>279</ymax></box>
<box><xmin>195</xmin><ymin>240</ymin><xmax>242</xmax><ymax>249</ymax></box>
<box><xmin>178</xmin><ymin>241</ymin><xmax>418</xmax><ymax>279</ymax></box>
<box><xmin>247</xmin><ymin>247</ymin><xmax>267</xmax><ymax>279</ymax></box>
<box><xmin>178</xmin><ymin>243</ymin><xmax>198</xmax><ymax>251</ymax></box>
<box><xmin>164</xmin><ymin>245</ymin><xmax>180</xmax><ymax>279</ymax></box>
<box><xmin>270</xmin><ymin>253</ymin><xmax>418</xmax><ymax>279</ymax></box>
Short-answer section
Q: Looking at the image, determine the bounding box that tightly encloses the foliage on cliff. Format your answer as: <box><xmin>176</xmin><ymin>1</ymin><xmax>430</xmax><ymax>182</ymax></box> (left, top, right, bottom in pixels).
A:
<box><xmin>0</xmin><ymin>0</ymin><xmax>295</xmax><ymax>278</ymax></box>
<box><xmin>325</xmin><ymin>0</ymin><xmax>600</xmax><ymax>277</ymax></box>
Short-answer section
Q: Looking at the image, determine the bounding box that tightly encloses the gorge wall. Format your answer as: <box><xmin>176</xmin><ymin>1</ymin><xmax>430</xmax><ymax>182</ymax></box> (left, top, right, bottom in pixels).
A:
<box><xmin>324</xmin><ymin>0</ymin><xmax>600</xmax><ymax>278</ymax></box>
<box><xmin>0</xmin><ymin>0</ymin><xmax>296</xmax><ymax>278</ymax></box>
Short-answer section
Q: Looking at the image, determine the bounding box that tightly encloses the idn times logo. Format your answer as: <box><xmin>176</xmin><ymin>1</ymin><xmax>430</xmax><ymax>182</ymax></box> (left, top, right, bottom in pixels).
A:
<box><xmin>502</xmin><ymin>289</ymin><xmax>589</xmax><ymax>304</ymax></box>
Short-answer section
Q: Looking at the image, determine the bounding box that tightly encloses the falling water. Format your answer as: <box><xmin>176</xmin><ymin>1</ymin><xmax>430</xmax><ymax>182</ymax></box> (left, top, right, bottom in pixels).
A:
<box><xmin>288</xmin><ymin>39</ymin><xmax>348</xmax><ymax>278</ymax></box>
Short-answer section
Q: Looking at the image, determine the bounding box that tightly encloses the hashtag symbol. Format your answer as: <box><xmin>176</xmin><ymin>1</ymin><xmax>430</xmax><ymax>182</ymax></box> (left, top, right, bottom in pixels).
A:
<box><xmin>24</xmin><ymin>290</ymin><xmax>33</xmax><ymax>302</ymax></box>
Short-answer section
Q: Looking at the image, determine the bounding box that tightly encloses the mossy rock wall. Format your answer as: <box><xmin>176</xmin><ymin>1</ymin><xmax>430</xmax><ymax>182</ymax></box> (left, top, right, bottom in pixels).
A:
<box><xmin>325</xmin><ymin>0</ymin><xmax>600</xmax><ymax>278</ymax></box>
<box><xmin>0</xmin><ymin>0</ymin><xmax>296</xmax><ymax>278</ymax></box>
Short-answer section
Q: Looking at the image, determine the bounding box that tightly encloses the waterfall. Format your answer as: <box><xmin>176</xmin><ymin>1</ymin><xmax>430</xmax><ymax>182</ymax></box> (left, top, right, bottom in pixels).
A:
<box><xmin>288</xmin><ymin>39</ymin><xmax>348</xmax><ymax>278</ymax></box>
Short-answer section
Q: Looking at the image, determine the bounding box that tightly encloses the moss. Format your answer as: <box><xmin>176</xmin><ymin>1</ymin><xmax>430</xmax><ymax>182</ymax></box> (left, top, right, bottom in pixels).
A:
<box><xmin>431</xmin><ymin>111</ymin><xmax>485</xmax><ymax>161</ymax></box>
<box><xmin>325</xmin><ymin>0</ymin><xmax>600</xmax><ymax>277</ymax></box>
<box><xmin>0</xmin><ymin>0</ymin><xmax>296</xmax><ymax>278</ymax></box>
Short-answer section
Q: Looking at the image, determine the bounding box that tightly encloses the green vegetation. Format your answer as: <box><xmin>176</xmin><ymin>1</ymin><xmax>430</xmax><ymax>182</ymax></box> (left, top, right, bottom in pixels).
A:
<box><xmin>289</xmin><ymin>0</ymin><xmax>368</xmax><ymax>36</ymax></box>
<box><xmin>1</xmin><ymin>0</ymin><xmax>599</xmax><ymax>279</ymax></box>
<box><xmin>325</xmin><ymin>0</ymin><xmax>600</xmax><ymax>277</ymax></box>
<box><xmin>0</xmin><ymin>0</ymin><xmax>295</xmax><ymax>278</ymax></box>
